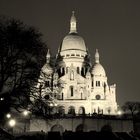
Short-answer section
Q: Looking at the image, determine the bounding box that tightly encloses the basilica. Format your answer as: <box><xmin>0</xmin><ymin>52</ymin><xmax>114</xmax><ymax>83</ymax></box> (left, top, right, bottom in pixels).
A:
<box><xmin>36</xmin><ymin>11</ymin><xmax>118</xmax><ymax>115</ymax></box>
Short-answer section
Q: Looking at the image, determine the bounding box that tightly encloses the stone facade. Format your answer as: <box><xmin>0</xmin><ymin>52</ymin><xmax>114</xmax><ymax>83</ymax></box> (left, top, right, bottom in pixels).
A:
<box><xmin>33</xmin><ymin>11</ymin><xmax>118</xmax><ymax>115</ymax></box>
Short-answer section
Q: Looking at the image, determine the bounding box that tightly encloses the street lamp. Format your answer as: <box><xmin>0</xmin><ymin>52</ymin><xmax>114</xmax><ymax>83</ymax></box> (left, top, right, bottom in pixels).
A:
<box><xmin>8</xmin><ymin>119</ymin><xmax>16</xmax><ymax>134</ymax></box>
<box><xmin>6</xmin><ymin>113</ymin><xmax>11</xmax><ymax>119</ymax></box>
<box><xmin>9</xmin><ymin>119</ymin><xmax>16</xmax><ymax>127</ymax></box>
<box><xmin>0</xmin><ymin>97</ymin><xmax>4</xmax><ymax>101</ymax></box>
<box><xmin>48</xmin><ymin>103</ymin><xmax>53</xmax><ymax>116</ymax></box>
<box><xmin>48</xmin><ymin>102</ymin><xmax>57</xmax><ymax>115</ymax></box>
<box><xmin>54</xmin><ymin>103</ymin><xmax>57</xmax><ymax>107</ymax></box>
<box><xmin>117</xmin><ymin>110</ymin><xmax>123</xmax><ymax>116</ymax></box>
<box><xmin>23</xmin><ymin>110</ymin><xmax>29</xmax><ymax>116</ymax></box>
<box><xmin>54</xmin><ymin>103</ymin><xmax>58</xmax><ymax>115</ymax></box>
<box><xmin>49</xmin><ymin>103</ymin><xmax>53</xmax><ymax>107</ymax></box>
<box><xmin>22</xmin><ymin>110</ymin><xmax>29</xmax><ymax>132</ymax></box>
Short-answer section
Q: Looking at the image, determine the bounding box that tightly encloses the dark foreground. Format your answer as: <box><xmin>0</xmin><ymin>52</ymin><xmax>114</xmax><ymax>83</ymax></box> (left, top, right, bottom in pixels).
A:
<box><xmin>1</xmin><ymin>129</ymin><xmax>140</xmax><ymax>140</ymax></box>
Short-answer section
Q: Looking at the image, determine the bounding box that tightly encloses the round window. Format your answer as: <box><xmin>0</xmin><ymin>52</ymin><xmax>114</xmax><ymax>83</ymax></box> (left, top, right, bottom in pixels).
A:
<box><xmin>95</xmin><ymin>95</ymin><xmax>101</xmax><ymax>100</ymax></box>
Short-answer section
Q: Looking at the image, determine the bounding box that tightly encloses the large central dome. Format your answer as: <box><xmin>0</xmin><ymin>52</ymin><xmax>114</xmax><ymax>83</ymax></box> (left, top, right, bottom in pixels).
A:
<box><xmin>60</xmin><ymin>11</ymin><xmax>87</xmax><ymax>53</ymax></box>
<box><xmin>61</xmin><ymin>33</ymin><xmax>87</xmax><ymax>52</ymax></box>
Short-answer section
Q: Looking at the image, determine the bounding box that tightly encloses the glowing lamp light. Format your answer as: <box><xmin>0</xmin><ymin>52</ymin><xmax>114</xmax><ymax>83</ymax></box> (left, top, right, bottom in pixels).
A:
<box><xmin>49</xmin><ymin>103</ymin><xmax>53</xmax><ymax>107</ymax></box>
<box><xmin>0</xmin><ymin>98</ymin><xmax>4</xmax><ymax>101</ymax></box>
<box><xmin>6</xmin><ymin>113</ymin><xmax>11</xmax><ymax>119</ymax></box>
<box><xmin>9</xmin><ymin>119</ymin><xmax>16</xmax><ymax>127</ymax></box>
<box><xmin>54</xmin><ymin>103</ymin><xmax>57</xmax><ymax>107</ymax></box>
<box><xmin>23</xmin><ymin>110</ymin><xmax>29</xmax><ymax>116</ymax></box>
<box><xmin>117</xmin><ymin>110</ymin><xmax>122</xmax><ymax>115</ymax></box>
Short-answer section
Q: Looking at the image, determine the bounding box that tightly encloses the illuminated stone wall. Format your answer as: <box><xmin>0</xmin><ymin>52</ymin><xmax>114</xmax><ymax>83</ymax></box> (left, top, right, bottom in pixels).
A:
<box><xmin>29</xmin><ymin>117</ymin><xmax>133</xmax><ymax>132</ymax></box>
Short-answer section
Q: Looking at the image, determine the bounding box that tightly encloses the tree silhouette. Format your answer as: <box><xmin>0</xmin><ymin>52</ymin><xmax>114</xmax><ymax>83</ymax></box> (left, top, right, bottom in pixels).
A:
<box><xmin>122</xmin><ymin>102</ymin><xmax>140</xmax><ymax>118</ymax></box>
<box><xmin>29</xmin><ymin>66</ymin><xmax>61</xmax><ymax>117</ymax></box>
<box><xmin>122</xmin><ymin>101</ymin><xmax>140</xmax><ymax>132</ymax></box>
<box><xmin>0</xmin><ymin>16</ymin><xmax>47</xmax><ymax>118</ymax></box>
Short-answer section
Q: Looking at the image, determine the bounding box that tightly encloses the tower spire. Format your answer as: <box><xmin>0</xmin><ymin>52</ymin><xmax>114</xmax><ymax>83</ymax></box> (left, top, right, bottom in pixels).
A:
<box><xmin>95</xmin><ymin>49</ymin><xmax>100</xmax><ymax>63</ymax></box>
<box><xmin>46</xmin><ymin>49</ymin><xmax>50</xmax><ymax>63</ymax></box>
<box><xmin>69</xmin><ymin>11</ymin><xmax>77</xmax><ymax>33</ymax></box>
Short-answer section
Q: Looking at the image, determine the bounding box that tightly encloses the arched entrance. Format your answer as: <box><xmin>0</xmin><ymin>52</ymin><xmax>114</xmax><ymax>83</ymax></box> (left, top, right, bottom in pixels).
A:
<box><xmin>58</xmin><ymin>106</ymin><xmax>65</xmax><ymax>116</ymax></box>
<box><xmin>101</xmin><ymin>124</ymin><xmax>112</xmax><ymax>132</ymax></box>
<box><xmin>51</xmin><ymin>124</ymin><xmax>64</xmax><ymax>133</ymax></box>
<box><xmin>78</xmin><ymin>106</ymin><xmax>85</xmax><ymax>115</ymax></box>
<box><xmin>68</xmin><ymin>106</ymin><xmax>75</xmax><ymax>115</ymax></box>
<box><xmin>76</xmin><ymin>124</ymin><xmax>87</xmax><ymax>132</ymax></box>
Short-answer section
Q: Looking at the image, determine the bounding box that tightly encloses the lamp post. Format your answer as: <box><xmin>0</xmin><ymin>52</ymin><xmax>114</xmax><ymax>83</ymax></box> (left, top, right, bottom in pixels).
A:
<box><xmin>48</xmin><ymin>102</ymin><xmax>57</xmax><ymax>116</ymax></box>
<box><xmin>54</xmin><ymin>103</ymin><xmax>57</xmax><ymax>107</ymax></box>
<box><xmin>49</xmin><ymin>103</ymin><xmax>53</xmax><ymax>116</ymax></box>
<box><xmin>23</xmin><ymin>110</ymin><xmax>29</xmax><ymax>116</ymax></box>
<box><xmin>23</xmin><ymin>110</ymin><xmax>29</xmax><ymax>132</ymax></box>
<box><xmin>117</xmin><ymin>110</ymin><xmax>123</xmax><ymax>131</ymax></box>
<box><xmin>8</xmin><ymin>119</ymin><xmax>16</xmax><ymax>135</ymax></box>
<box><xmin>54</xmin><ymin>103</ymin><xmax>58</xmax><ymax>117</ymax></box>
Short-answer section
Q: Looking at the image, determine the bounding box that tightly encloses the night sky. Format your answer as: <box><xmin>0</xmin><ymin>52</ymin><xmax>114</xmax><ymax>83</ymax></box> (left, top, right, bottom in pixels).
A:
<box><xmin>0</xmin><ymin>0</ymin><xmax>140</xmax><ymax>106</ymax></box>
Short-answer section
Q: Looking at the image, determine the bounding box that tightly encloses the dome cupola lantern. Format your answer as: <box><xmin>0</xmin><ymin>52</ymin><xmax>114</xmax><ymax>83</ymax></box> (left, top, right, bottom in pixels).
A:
<box><xmin>95</xmin><ymin>49</ymin><xmax>100</xmax><ymax>64</ymax></box>
<box><xmin>59</xmin><ymin>11</ymin><xmax>87</xmax><ymax>52</ymax></box>
<box><xmin>46</xmin><ymin>49</ymin><xmax>50</xmax><ymax>63</ymax></box>
<box><xmin>70</xmin><ymin>11</ymin><xmax>77</xmax><ymax>33</ymax></box>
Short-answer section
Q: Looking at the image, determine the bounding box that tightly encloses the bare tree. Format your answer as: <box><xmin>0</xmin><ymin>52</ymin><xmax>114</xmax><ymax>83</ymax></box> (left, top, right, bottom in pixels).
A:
<box><xmin>0</xmin><ymin>16</ymin><xmax>47</xmax><ymax>118</ymax></box>
<box><xmin>122</xmin><ymin>102</ymin><xmax>140</xmax><ymax>118</ymax></box>
<box><xmin>122</xmin><ymin>101</ymin><xmax>140</xmax><ymax>132</ymax></box>
<box><xmin>29</xmin><ymin>68</ymin><xmax>61</xmax><ymax>117</ymax></box>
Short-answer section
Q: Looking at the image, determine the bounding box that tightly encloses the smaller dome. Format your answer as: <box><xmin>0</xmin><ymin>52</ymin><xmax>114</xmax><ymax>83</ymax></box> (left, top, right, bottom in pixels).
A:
<box><xmin>41</xmin><ymin>64</ymin><xmax>53</xmax><ymax>75</ymax></box>
<box><xmin>91</xmin><ymin>63</ymin><xmax>106</xmax><ymax>77</ymax></box>
<box><xmin>92</xmin><ymin>49</ymin><xmax>106</xmax><ymax>77</ymax></box>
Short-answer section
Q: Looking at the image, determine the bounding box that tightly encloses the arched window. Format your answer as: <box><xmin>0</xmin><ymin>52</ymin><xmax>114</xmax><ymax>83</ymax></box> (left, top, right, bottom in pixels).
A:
<box><xmin>104</xmin><ymin>82</ymin><xmax>106</xmax><ymax>92</ymax></box>
<box><xmin>81</xmin><ymin>67</ymin><xmax>85</xmax><ymax>76</ymax></box>
<box><xmin>45</xmin><ymin>81</ymin><xmax>49</xmax><ymax>87</ymax></box>
<box><xmin>62</xmin><ymin>67</ymin><xmax>65</xmax><ymax>75</ymax></box>
<box><xmin>96</xmin><ymin>81</ymin><xmax>100</xmax><ymax>87</ymax></box>
<box><xmin>77</xmin><ymin>67</ymin><xmax>80</xmax><ymax>74</ymax></box>
<box><xmin>70</xmin><ymin>86</ymin><xmax>74</xmax><ymax>96</ymax></box>
<box><xmin>62</xmin><ymin>92</ymin><xmax>63</xmax><ymax>100</ymax></box>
